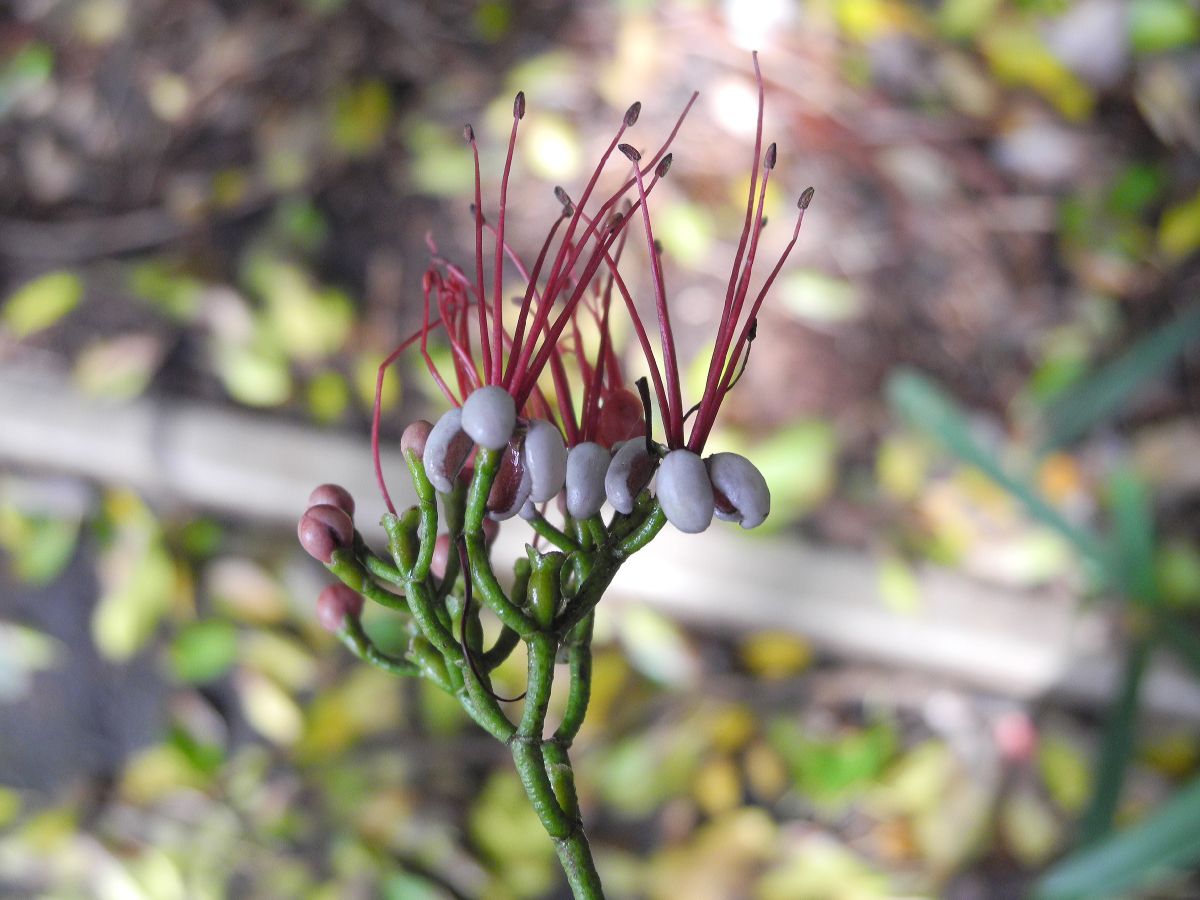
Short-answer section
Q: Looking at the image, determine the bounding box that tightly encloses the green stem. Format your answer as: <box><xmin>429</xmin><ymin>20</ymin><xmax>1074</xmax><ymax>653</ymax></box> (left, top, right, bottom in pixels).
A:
<box><xmin>526</xmin><ymin>509</ymin><xmax>579</xmax><ymax>553</ymax></box>
<box><xmin>464</xmin><ymin>449</ymin><xmax>537</xmax><ymax>635</ymax></box>
<box><xmin>555</xmin><ymin>614</ymin><xmax>593</xmax><ymax>744</ymax></box>
<box><xmin>338</xmin><ymin>617</ymin><xmax>420</xmax><ymax>677</ymax></box>
<box><xmin>552</xmin><ymin>829</ymin><xmax>605</xmax><ymax>900</ymax></box>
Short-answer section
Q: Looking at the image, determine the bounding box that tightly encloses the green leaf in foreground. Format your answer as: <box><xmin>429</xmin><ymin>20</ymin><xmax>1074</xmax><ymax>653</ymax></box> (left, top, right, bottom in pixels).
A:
<box><xmin>1035</xmin><ymin>769</ymin><xmax>1200</xmax><ymax>899</ymax></box>
<box><xmin>2</xmin><ymin>271</ymin><xmax>83</xmax><ymax>338</ymax></box>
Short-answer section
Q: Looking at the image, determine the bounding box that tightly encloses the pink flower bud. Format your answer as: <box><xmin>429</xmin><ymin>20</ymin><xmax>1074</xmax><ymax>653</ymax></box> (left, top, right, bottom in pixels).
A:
<box><xmin>401</xmin><ymin>419</ymin><xmax>434</xmax><ymax>458</ymax></box>
<box><xmin>656</xmin><ymin>449</ymin><xmax>714</xmax><ymax>534</ymax></box>
<box><xmin>316</xmin><ymin>583</ymin><xmax>363</xmax><ymax>632</ymax></box>
<box><xmin>298</xmin><ymin>504</ymin><xmax>354</xmax><ymax>563</ymax></box>
<box><xmin>307</xmin><ymin>483</ymin><xmax>355</xmax><ymax>518</ymax></box>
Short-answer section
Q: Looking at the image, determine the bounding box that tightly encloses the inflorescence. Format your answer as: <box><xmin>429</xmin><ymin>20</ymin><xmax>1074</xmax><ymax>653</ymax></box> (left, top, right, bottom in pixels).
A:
<box><xmin>297</xmin><ymin>53</ymin><xmax>812</xmax><ymax>900</ymax></box>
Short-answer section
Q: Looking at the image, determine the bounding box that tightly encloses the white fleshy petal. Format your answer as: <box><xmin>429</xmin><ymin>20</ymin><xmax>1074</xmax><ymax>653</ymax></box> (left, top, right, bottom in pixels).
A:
<box><xmin>461</xmin><ymin>385</ymin><xmax>516</xmax><ymax>450</ymax></box>
<box><xmin>706</xmin><ymin>452</ymin><xmax>770</xmax><ymax>529</ymax></box>
<box><xmin>524</xmin><ymin>419</ymin><xmax>568</xmax><ymax>503</ymax></box>
<box><xmin>565</xmin><ymin>442</ymin><xmax>610</xmax><ymax>519</ymax></box>
<box><xmin>423</xmin><ymin>408</ymin><xmax>472</xmax><ymax>493</ymax></box>
<box><xmin>656</xmin><ymin>449</ymin><xmax>714</xmax><ymax>533</ymax></box>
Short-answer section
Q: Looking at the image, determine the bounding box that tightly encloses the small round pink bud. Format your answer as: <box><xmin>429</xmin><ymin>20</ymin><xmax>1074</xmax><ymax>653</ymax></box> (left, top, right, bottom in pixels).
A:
<box><xmin>316</xmin><ymin>583</ymin><xmax>363</xmax><ymax>633</ymax></box>
<box><xmin>298</xmin><ymin>504</ymin><xmax>354</xmax><ymax>564</ymax></box>
<box><xmin>307</xmin><ymin>484</ymin><xmax>354</xmax><ymax>517</ymax></box>
<box><xmin>401</xmin><ymin>419</ymin><xmax>434</xmax><ymax>458</ymax></box>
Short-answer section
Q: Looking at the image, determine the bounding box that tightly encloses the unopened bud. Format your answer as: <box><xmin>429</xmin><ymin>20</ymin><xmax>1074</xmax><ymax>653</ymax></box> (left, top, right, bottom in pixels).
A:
<box><xmin>298</xmin><ymin>504</ymin><xmax>354</xmax><ymax>564</ymax></box>
<box><xmin>307</xmin><ymin>484</ymin><xmax>354</xmax><ymax>517</ymax></box>
<box><xmin>400</xmin><ymin>420</ymin><xmax>434</xmax><ymax>459</ymax></box>
<box><xmin>656</xmin><ymin>449</ymin><xmax>714</xmax><ymax>534</ymax></box>
<box><xmin>316</xmin><ymin>583</ymin><xmax>363</xmax><ymax>633</ymax></box>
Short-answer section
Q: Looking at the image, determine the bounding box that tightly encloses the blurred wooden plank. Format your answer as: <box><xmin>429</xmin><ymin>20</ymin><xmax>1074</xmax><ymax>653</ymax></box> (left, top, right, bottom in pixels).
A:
<box><xmin>2</xmin><ymin>367</ymin><xmax>1198</xmax><ymax>720</ymax></box>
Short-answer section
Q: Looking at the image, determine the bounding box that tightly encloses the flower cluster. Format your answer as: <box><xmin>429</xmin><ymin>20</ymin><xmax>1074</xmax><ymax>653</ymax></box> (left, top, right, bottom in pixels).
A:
<box><xmin>295</xmin><ymin>53</ymin><xmax>811</xmax><ymax>900</ymax></box>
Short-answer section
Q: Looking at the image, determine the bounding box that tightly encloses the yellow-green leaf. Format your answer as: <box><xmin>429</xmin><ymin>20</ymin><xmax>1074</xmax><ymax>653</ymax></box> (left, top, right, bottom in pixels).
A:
<box><xmin>3</xmin><ymin>271</ymin><xmax>83</xmax><ymax>338</ymax></box>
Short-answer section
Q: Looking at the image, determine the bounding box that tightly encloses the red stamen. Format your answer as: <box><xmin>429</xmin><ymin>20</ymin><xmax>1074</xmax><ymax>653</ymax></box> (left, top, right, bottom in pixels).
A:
<box><xmin>466</xmin><ymin>127</ymin><xmax>493</xmax><ymax>379</ymax></box>
<box><xmin>623</xmin><ymin>144</ymin><xmax>684</xmax><ymax>446</ymax></box>
<box><xmin>492</xmin><ymin>93</ymin><xmax>524</xmax><ymax>383</ymax></box>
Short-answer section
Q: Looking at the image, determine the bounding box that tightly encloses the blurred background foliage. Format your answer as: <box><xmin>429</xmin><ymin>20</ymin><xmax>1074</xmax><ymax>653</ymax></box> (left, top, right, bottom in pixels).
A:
<box><xmin>1</xmin><ymin>0</ymin><xmax>1199</xmax><ymax>897</ymax></box>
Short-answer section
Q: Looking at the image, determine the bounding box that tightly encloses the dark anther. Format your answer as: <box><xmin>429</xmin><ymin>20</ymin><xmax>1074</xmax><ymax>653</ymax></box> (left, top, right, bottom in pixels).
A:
<box><xmin>463</xmin><ymin>124</ymin><xmax>475</xmax><ymax>143</ymax></box>
<box><xmin>655</xmin><ymin>153</ymin><xmax>673</xmax><ymax>179</ymax></box>
<box><xmin>618</xmin><ymin>143</ymin><xmax>642</xmax><ymax>162</ymax></box>
<box><xmin>764</xmin><ymin>142</ymin><xmax>777</xmax><ymax>170</ymax></box>
<box><xmin>514</xmin><ymin>91</ymin><xmax>526</xmax><ymax>120</ymax></box>
<box><xmin>624</xmin><ymin>101</ymin><xmax>642</xmax><ymax>127</ymax></box>
<box><xmin>798</xmin><ymin>186</ymin><xmax>815</xmax><ymax>209</ymax></box>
